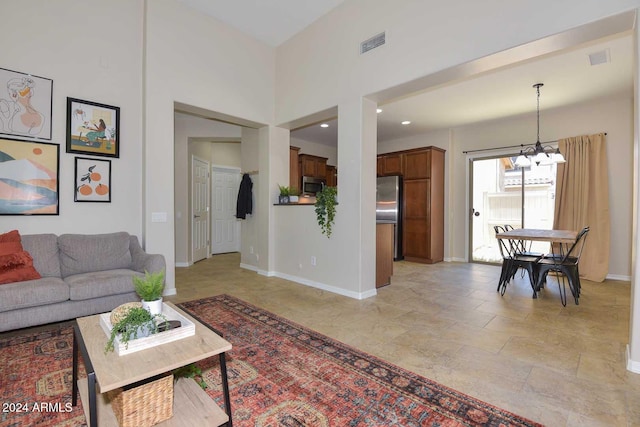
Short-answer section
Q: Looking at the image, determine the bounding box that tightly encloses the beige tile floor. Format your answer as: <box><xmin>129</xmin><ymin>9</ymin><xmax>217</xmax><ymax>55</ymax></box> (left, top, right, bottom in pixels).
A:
<box><xmin>168</xmin><ymin>253</ymin><xmax>640</xmax><ymax>427</ymax></box>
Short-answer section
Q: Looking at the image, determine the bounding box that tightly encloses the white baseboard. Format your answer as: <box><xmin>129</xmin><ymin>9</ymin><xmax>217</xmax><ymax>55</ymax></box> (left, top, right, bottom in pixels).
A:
<box><xmin>175</xmin><ymin>262</ymin><xmax>190</xmax><ymax>268</ymax></box>
<box><xmin>273</xmin><ymin>271</ymin><xmax>377</xmax><ymax>300</ymax></box>
<box><xmin>238</xmin><ymin>263</ymin><xmax>376</xmax><ymax>299</ymax></box>
<box><xmin>626</xmin><ymin>345</ymin><xmax>640</xmax><ymax>373</ymax></box>
<box><xmin>606</xmin><ymin>273</ymin><xmax>631</xmax><ymax>281</ymax></box>
<box><xmin>163</xmin><ymin>287</ymin><xmax>177</xmax><ymax>296</ymax></box>
<box><xmin>240</xmin><ymin>263</ymin><xmax>274</xmax><ymax>277</ymax></box>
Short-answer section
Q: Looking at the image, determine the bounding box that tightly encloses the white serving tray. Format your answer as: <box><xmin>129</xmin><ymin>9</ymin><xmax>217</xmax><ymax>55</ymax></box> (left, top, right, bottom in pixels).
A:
<box><xmin>99</xmin><ymin>303</ymin><xmax>195</xmax><ymax>356</ymax></box>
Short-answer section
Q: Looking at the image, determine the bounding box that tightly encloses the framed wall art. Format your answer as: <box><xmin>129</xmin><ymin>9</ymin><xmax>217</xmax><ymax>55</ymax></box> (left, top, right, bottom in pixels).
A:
<box><xmin>0</xmin><ymin>138</ymin><xmax>59</xmax><ymax>215</ymax></box>
<box><xmin>66</xmin><ymin>97</ymin><xmax>120</xmax><ymax>158</ymax></box>
<box><xmin>0</xmin><ymin>68</ymin><xmax>53</xmax><ymax>141</ymax></box>
<box><xmin>74</xmin><ymin>157</ymin><xmax>111</xmax><ymax>202</ymax></box>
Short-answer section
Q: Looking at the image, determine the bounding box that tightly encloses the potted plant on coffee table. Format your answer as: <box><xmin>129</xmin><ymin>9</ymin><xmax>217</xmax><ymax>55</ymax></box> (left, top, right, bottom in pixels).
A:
<box><xmin>104</xmin><ymin>305</ymin><xmax>166</xmax><ymax>353</ymax></box>
<box><xmin>133</xmin><ymin>269</ymin><xmax>165</xmax><ymax>315</ymax></box>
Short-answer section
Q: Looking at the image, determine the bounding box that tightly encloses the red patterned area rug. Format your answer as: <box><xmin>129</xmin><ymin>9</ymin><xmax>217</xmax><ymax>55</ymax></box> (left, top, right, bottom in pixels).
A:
<box><xmin>179</xmin><ymin>294</ymin><xmax>543</xmax><ymax>427</ymax></box>
<box><xmin>0</xmin><ymin>326</ymin><xmax>86</xmax><ymax>427</ymax></box>
<box><xmin>0</xmin><ymin>295</ymin><xmax>544</xmax><ymax>426</ymax></box>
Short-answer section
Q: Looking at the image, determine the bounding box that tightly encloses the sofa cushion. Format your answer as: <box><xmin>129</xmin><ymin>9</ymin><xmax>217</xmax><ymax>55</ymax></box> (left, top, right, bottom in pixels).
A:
<box><xmin>21</xmin><ymin>234</ymin><xmax>61</xmax><ymax>278</ymax></box>
<box><xmin>0</xmin><ymin>251</ymin><xmax>41</xmax><ymax>285</ymax></box>
<box><xmin>66</xmin><ymin>269</ymin><xmax>142</xmax><ymax>301</ymax></box>
<box><xmin>58</xmin><ymin>232</ymin><xmax>132</xmax><ymax>278</ymax></box>
<box><xmin>0</xmin><ymin>276</ymin><xmax>68</xmax><ymax>313</ymax></box>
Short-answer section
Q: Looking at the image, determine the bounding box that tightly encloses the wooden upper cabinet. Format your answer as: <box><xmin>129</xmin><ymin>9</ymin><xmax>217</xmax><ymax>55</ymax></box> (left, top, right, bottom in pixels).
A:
<box><xmin>299</xmin><ymin>154</ymin><xmax>328</xmax><ymax>179</ymax></box>
<box><xmin>403</xmin><ymin>150</ymin><xmax>431</xmax><ymax>180</ymax></box>
<box><xmin>289</xmin><ymin>146</ymin><xmax>300</xmax><ymax>190</ymax></box>
<box><xmin>326</xmin><ymin>165</ymin><xmax>337</xmax><ymax>187</ymax></box>
<box><xmin>377</xmin><ymin>153</ymin><xmax>403</xmax><ymax>176</ymax></box>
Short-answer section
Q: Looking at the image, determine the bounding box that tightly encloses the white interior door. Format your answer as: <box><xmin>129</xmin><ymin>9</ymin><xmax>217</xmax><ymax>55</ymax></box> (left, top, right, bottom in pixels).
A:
<box><xmin>191</xmin><ymin>156</ymin><xmax>210</xmax><ymax>263</ymax></box>
<box><xmin>211</xmin><ymin>167</ymin><xmax>241</xmax><ymax>254</ymax></box>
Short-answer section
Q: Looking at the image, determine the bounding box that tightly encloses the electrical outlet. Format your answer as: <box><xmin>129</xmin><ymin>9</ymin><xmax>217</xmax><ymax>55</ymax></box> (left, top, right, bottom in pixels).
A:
<box><xmin>256</xmin><ymin>254</ymin><xmax>259</xmax><ymax>262</ymax></box>
<box><xmin>311</xmin><ymin>256</ymin><xmax>317</xmax><ymax>266</ymax></box>
<box><xmin>250</xmin><ymin>246</ymin><xmax>254</xmax><ymax>254</ymax></box>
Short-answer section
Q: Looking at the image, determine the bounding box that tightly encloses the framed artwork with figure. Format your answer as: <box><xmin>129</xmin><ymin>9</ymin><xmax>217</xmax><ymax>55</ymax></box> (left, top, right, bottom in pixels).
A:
<box><xmin>66</xmin><ymin>97</ymin><xmax>120</xmax><ymax>158</ymax></box>
<box><xmin>0</xmin><ymin>68</ymin><xmax>53</xmax><ymax>141</ymax></box>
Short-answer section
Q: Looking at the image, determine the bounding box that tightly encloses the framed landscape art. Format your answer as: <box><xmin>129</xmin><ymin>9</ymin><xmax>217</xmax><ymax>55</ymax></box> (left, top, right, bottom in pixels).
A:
<box><xmin>66</xmin><ymin>97</ymin><xmax>120</xmax><ymax>158</ymax></box>
<box><xmin>74</xmin><ymin>157</ymin><xmax>111</xmax><ymax>202</ymax></box>
<box><xmin>0</xmin><ymin>68</ymin><xmax>53</xmax><ymax>141</ymax></box>
<box><xmin>0</xmin><ymin>138</ymin><xmax>59</xmax><ymax>215</ymax></box>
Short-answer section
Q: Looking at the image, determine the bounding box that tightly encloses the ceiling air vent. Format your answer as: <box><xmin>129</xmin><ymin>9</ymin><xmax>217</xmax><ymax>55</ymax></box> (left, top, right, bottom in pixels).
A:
<box><xmin>360</xmin><ymin>32</ymin><xmax>385</xmax><ymax>55</ymax></box>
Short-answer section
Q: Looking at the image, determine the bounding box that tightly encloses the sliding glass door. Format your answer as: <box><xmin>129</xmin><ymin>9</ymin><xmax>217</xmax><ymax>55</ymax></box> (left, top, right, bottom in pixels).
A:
<box><xmin>469</xmin><ymin>155</ymin><xmax>557</xmax><ymax>263</ymax></box>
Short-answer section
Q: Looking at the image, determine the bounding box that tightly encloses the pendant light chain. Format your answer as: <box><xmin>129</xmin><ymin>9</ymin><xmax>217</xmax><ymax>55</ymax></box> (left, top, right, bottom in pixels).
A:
<box><xmin>535</xmin><ymin>83</ymin><xmax>542</xmax><ymax>143</ymax></box>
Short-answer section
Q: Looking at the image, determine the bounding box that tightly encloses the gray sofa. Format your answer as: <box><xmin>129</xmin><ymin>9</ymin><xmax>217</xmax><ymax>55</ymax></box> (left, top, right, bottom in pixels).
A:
<box><xmin>0</xmin><ymin>232</ymin><xmax>166</xmax><ymax>332</ymax></box>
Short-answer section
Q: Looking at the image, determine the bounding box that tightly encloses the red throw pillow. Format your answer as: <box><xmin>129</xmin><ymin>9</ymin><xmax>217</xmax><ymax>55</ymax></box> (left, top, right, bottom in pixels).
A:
<box><xmin>0</xmin><ymin>250</ymin><xmax>41</xmax><ymax>285</ymax></box>
<box><xmin>0</xmin><ymin>230</ymin><xmax>23</xmax><ymax>256</ymax></box>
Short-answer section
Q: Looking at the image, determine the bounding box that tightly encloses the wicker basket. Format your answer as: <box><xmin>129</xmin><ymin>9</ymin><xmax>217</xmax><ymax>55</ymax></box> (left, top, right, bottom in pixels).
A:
<box><xmin>107</xmin><ymin>374</ymin><xmax>174</xmax><ymax>427</ymax></box>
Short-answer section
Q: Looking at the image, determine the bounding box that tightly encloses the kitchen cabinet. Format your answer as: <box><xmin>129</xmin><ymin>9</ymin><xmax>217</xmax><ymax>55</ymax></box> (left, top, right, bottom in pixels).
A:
<box><xmin>403</xmin><ymin>150</ymin><xmax>431</xmax><ymax>180</ymax></box>
<box><xmin>377</xmin><ymin>147</ymin><xmax>445</xmax><ymax>264</ymax></box>
<box><xmin>299</xmin><ymin>154</ymin><xmax>327</xmax><ymax>179</ymax></box>
<box><xmin>376</xmin><ymin>223</ymin><xmax>394</xmax><ymax>288</ymax></box>
<box><xmin>377</xmin><ymin>153</ymin><xmax>402</xmax><ymax>176</ymax></box>
<box><xmin>326</xmin><ymin>165</ymin><xmax>337</xmax><ymax>187</ymax></box>
<box><xmin>290</xmin><ymin>146</ymin><xmax>300</xmax><ymax>191</ymax></box>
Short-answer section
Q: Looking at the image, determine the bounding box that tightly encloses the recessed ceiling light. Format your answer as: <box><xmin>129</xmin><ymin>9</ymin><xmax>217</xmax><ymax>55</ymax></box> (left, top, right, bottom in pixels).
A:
<box><xmin>376</xmin><ymin>108</ymin><xmax>383</xmax><ymax>113</ymax></box>
<box><xmin>320</xmin><ymin>123</ymin><xmax>329</xmax><ymax>128</ymax></box>
<box><xmin>401</xmin><ymin>120</ymin><xmax>411</xmax><ymax>125</ymax></box>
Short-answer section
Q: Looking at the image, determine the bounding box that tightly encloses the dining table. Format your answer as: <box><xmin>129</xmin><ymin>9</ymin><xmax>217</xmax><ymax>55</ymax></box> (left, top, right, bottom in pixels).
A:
<box><xmin>495</xmin><ymin>227</ymin><xmax>580</xmax><ymax>303</ymax></box>
<box><xmin>496</xmin><ymin>228</ymin><xmax>578</xmax><ymax>245</ymax></box>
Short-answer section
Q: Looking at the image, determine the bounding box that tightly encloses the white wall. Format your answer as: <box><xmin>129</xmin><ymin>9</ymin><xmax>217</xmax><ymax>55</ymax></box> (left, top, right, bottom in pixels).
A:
<box><xmin>276</xmin><ymin>0</ymin><xmax>639</xmax><ymax>123</ymax></box>
<box><xmin>240</xmin><ymin>128</ymin><xmax>261</xmax><ymax>268</ymax></box>
<box><xmin>145</xmin><ymin>0</ymin><xmax>274</xmax><ymax>289</ymax></box>
<box><xmin>211</xmin><ymin>143</ymin><xmax>242</xmax><ymax>168</ymax></box>
<box><xmin>0</xmin><ymin>1</ymin><xmax>144</xmax><ymax>237</ymax></box>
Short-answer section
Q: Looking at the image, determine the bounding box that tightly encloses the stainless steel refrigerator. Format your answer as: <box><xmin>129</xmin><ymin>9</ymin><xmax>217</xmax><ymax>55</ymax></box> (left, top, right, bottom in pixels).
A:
<box><xmin>376</xmin><ymin>175</ymin><xmax>403</xmax><ymax>261</ymax></box>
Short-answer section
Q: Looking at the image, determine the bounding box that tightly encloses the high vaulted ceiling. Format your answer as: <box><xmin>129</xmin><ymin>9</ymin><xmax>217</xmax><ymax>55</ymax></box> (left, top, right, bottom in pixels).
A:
<box><xmin>177</xmin><ymin>1</ymin><xmax>634</xmax><ymax>146</ymax></box>
<box><xmin>177</xmin><ymin>0</ymin><xmax>347</xmax><ymax>47</ymax></box>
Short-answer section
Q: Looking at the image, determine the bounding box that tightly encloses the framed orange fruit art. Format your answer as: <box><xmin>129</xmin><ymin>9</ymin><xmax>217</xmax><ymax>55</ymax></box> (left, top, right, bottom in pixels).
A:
<box><xmin>74</xmin><ymin>157</ymin><xmax>111</xmax><ymax>203</ymax></box>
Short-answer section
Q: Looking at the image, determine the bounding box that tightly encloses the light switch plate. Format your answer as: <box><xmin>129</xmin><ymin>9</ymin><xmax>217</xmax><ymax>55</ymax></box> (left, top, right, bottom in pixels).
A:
<box><xmin>151</xmin><ymin>212</ymin><xmax>168</xmax><ymax>223</ymax></box>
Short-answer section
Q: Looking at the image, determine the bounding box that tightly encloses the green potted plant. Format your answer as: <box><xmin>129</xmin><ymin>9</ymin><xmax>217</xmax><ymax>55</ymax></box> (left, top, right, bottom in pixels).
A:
<box><xmin>173</xmin><ymin>363</ymin><xmax>207</xmax><ymax>390</ymax></box>
<box><xmin>278</xmin><ymin>184</ymin><xmax>291</xmax><ymax>204</ymax></box>
<box><xmin>315</xmin><ymin>186</ymin><xmax>337</xmax><ymax>238</ymax></box>
<box><xmin>288</xmin><ymin>187</ymin><xmax>300</xmax><ymax>203</ymax></box>
<box><xmin>133</xmin><ymin>269</ymin><xmax>165</xmax><ymax>315</ymax></box>
<box><xmin>104</xmin><ymin>306</ymin><xmax>165</xmax><ymax>353</ymax></box>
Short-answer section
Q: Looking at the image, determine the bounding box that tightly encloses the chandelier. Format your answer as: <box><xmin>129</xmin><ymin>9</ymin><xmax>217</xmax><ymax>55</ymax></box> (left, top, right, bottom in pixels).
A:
<box><xmin>514</xmin><ymin>83</ymin><xmax>566</xmax><ymax>167</ymax></box>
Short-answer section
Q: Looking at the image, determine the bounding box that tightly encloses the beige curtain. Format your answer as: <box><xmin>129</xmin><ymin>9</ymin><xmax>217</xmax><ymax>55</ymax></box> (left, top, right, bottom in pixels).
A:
<box><xmin>554</xmin><ymin>133</ymin><xmax>609</xmax><ymax>282</ymax></box>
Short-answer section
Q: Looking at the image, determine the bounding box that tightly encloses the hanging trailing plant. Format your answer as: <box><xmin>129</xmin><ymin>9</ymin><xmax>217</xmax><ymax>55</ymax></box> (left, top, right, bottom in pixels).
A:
<box><xmin>315</xmin><ymin>186</ymin><xmax>337</xmax><ymax>238</ymax></box>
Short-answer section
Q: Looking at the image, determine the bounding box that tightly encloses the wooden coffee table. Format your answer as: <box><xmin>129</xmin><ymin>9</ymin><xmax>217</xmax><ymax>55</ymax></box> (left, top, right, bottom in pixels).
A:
<box><xmin>71</xmin><ymin>302</ymin><xmax>233</xmax><ymax>426</ymax></box>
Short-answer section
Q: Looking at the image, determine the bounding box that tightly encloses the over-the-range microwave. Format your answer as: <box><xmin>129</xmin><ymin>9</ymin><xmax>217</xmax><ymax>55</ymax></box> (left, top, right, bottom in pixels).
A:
<box><xmin>301</xmin><ymin>176</ymin><xmax>326</xmax><ymax>196</ymax></box>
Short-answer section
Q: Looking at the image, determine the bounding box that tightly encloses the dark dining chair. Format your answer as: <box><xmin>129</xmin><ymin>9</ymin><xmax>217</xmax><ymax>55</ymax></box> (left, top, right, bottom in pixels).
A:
<box><xmin>503</xmin><ymin>224</ymin><xmax>545</xmax><ymax>285</ymax></box>
<box><xmin>494</xmin><ymin>225</ymin><xmax>541</xmax><ymax>298</ymax></box>
<box><xmin>494</xmin><ymin>225</ymin><xmax>513</xmax><ymax>296</ymax></box>
<box><xmin>504</xmin><ymin>224</ymin><xmax>545</xmax><ymax>258</ymax></box>
<box><xmin>536</xmin><ymin>226</ymin><xmax>590</xmax><ymax>306</ymax></box>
